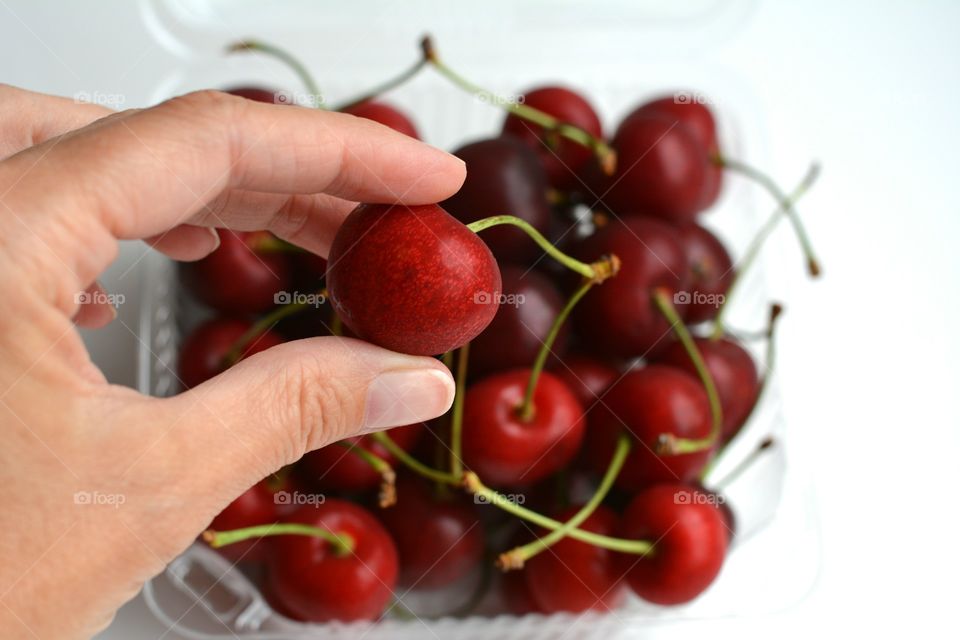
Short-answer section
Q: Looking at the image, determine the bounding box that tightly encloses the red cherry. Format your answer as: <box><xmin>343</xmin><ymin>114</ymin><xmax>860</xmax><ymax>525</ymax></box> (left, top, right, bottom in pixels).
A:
<box><xmin>676</xmin><ymin>223</ymin><xmax>734</xmax><ymax>324</ymax></box>
<box><xmin>469</xmin><ymin>267</ymin><xmax>567</xmax><ymax>377</ymax></box>
<box><xmin>177</xmin><ymin>317</ymin><xmax>285</xmax><ymax>389</ymax></box>
<box><xmin>500</xmin><ymin>569</ymin><xmax>543</xmax><ymax>614</ymax></box>
<box><xmin>620</xmin><ymin>483</ymin><xmax>728</xmax><ymax>605</ymax></box>
<box><xmin>594</xmin><ymin>113</ymin><xmax>710</xmax><ymax>224</ymax></box>
<box><xmin>266</xmin><ymin>500</ymin><xmax>398</xmax><ymax>622</ymax></box>
<box><xmin>327</xmin><ymin>203</ymin><xmax>502</xmax><ymax>356</ymax></box>
<box><xmin>572</xmin><ymin>216</ymin><xmax>688</xmax><ymax>358</ymax></box>
<box><xmin>524</xmin><ymin>505</ymin><xmax>626</xmax><ymax>613</ymax></box>
<box><xmin>223</xmin><ymin>86</ymin><xmax>285</xmax><ymax>104</ymax></box>
<box><xmin>207</xmin><ymin>476</ymin><xmax>291</xmax><ymax>563</ymax></box>
<box><xmin>551</xmin><ymin>355</ymin><xmax>619</xmax><ymax>410</ymax></box>
<box><xmin>586</xmin><ymin>365</ymin><xmax>713</xmax><ymax>487</ymax></box>
<box><xmin>378</xmin><ymin>476</ymin><xmax>484</xmax><ymax>588</ymax></box>
<box><xmin>693</xmin><ymin>484</ymin><xmax>736</xmax><ymax>542</ymax></box>
<box><xmin>441</xmin><ymin>137</ymin><xmax>551</xmax><ymax>264</ymax></box>
<box><xmin>655</xmin><ymin>337</ymin><xmax>759</xmax><ymax>441</ymax></box>
<box><xmin>301</xmin><ymin>423</ymin><xmax>424</xmax><ymax>493</ymax></box>
<box><xmin>461</xmin><ymin>369</ymin><xmax>584</xmax><ymax>487</ymax></box>
<box><xmin>342</xmin><ymin>100</ymin><xmax>420</xmax><ymax>138</ymax></box>
<box><xmin>502</xmin><ymin>86</ymin><xmax>603</xmax><ymax>190</ymax></box>
<box><xmin>180</xmin><ymin>229</ymin><xmax>292</xmax><ymax>314</ymax></box>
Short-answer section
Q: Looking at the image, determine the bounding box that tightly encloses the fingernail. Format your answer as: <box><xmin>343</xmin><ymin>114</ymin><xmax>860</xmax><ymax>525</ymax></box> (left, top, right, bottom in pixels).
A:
<box><xmin>205</xmin><ymin>227</ymin><xmax>221</xmax><ymax>251</ymax></box>
<box><xmin>362</xmin><ymin>368</ymin><xmax>455</xmax><ymax>432</ymax></box>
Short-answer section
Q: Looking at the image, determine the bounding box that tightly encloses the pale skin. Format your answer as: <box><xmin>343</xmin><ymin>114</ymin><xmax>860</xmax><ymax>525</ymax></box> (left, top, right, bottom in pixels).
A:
<box><xmin>0</xmin><ymin>85</ymin><xmax>465</xmax><ymax>639</ymax></box>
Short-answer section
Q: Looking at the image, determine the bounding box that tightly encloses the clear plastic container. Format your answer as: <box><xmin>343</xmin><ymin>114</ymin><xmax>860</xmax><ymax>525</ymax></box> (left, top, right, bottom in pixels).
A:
<box><xmin>135</xmin><ymin>0</ymin><xmax>821</xmax><ymax>636</ymax></box>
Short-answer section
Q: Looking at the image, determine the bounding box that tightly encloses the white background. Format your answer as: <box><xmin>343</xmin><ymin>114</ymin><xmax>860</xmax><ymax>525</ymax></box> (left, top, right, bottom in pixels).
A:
<box><xmin>1</xmin><ymin>1</ymin><xmax>958</xmax><ymax>638</ymax></box>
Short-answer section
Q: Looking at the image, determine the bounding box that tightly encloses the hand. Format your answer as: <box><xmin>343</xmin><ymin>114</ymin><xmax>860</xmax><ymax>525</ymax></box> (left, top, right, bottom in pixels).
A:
<box><xmin>0</xmin><ymin>85</ymin><xmax>464</xmax><ymax>639</ymax></box>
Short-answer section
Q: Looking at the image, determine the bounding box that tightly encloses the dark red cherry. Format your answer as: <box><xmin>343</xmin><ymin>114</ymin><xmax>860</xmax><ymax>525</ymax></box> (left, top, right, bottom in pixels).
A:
<box><xmin>550</xmin><ymin>355</ymin><xmax>619</xmax><ymax>410</ymax></box>
<box><xmin>177</xmin><ymin>317</ymin><xmax>285</xmax><ymax>389</ymax></box>
<box><xmin>675</xmin><ymin>223</ymin><xmax>734</xmax><ymax>324</ymax></box>
<box><xmin>620</xmin><ymin>483</ymin><xmax>727</xmax><ymax>605</ymax></box>
<box><xmin>593</xmin><ymin>113</ymin><xmax>710</xmax><ymax>224</ymax></box>
<box><xmin>502</xmin><ymin>86</ymin><xmax>603</xmax><ymax>190</ymax></box>
<box><xmin>693</xmin><ymin>484</ymin><xmax>736</xmax><ymax>542</ymax></box>
<box><xmin>461</xmin><ymin>369</ymin><xmax>584</xmax><ymax>487</ymax></box>
<box><xmin>500</xmin><ymin>569</ymin><xmax>542</xmax><ymax>614</ymax></box>
<box><xmin>266</xmin><ymin>500</ymin><xmax>398</xmax><ymax>622</ymax></box>
<box><xmin>341</xmin><ymin>100</ymin><xmax>419</xmax><ymax>138</ymax></box>
<box><xmin>469</xmin><ymin>267</ymin><xmax>567</xmax><ymax>377</ymax></box>
<box><xmin>207</xmin><ymin>475</ymin><xmax>292</xmax><ymax>563</ymax></box>
<box><xmin>441</xmin><ymin>137</ymin><xmax>551</xmax><ymax>264</ymax></box>
<box><xmin>301</xmin><ymin>423</ymin><xmax>424</xmax><ymax>493</ymax></box>
<box><xmin>572</xmin><ymin>216</ymin><xmax>688</xmax><ymax>358</ymax></box>
<box><xmin>585</xmin><ymin>365</ymin><xmax>713</xmax><ymax>488</ymax></box>
<box><xmin>655</xmin><ymin>337</ymin><xmax>759</xmax><ymax>442</ymax></box>
<box><xmin>326</xmin><ymin>203</ymin><xmax>502</xmax><ymax>356</ymax></box>
<box><xmin>524</xmin><ymin>505</ymin><xmax>626</xmax><ymax>613</ymax></box>
<box><xmin>180</xmin><ymin>229</ymin><xmax>293</xmax><ymax>314</ymax></box>
<box><xmin>224</xmin><ymin>86</ymin><xmax>285</xmax><ymax>104</ymax></box>
<box><xmin>378</xmin><ymin>475</ymin><xmax>484</xmax><ymax>588</ymax></box>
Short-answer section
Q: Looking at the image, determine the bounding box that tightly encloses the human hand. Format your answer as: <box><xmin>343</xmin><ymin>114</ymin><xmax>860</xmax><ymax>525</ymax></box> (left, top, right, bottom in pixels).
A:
<box><xmin>0</xmin><ymin>85</ymin><xmax>464</xmax><ymax>639</ymax></box>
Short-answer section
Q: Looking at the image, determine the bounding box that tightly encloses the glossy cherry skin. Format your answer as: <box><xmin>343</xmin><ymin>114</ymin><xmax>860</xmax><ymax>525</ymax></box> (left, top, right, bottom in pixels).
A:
<box><xmin>177</xmin><ymin>317</ymin><xmax>285</xmax><ymax>389</ymax></box>
<box><xmin>628</xmin><ymin>95</ymin><xmax>723</xmax><ymax>210</ymax></box>
<box><xmin>266</xmin><ymin>500</ymin><xmax>398</xmax><ymax>622</ymax></box>
<box><xmin>469</xmin><ymin>267</ymin><xmax>567</xmax><ymax>377</ymax></box>
<box><xmin>586</xmin><ymin>365</ymin><xmax>713</xmax><ymax>488</ymax></box>
<box><xmin>224</xmin><ymin>86</ymin><xmax>285</xmax><ymax>104</ymax></box>
<box><xmin>551</xmin><ymin>355</ymin><xmax>619</xmax><ymax>410</ymax></box>
<box><xmin>378</xmin><ymin>475</ymin><xmax>484</xmax><ymax>588</ymax></box>
<box><xmin>693</xmin><ymin>484</ymin><xmax>737</xmax><ymax>542</ymax></box>
<box><xmin>676</xmin><ymin>223</ymin><xmax>734</xmax><ymax>324</ymax></box>
<box><xmin>594</xmin><ymin>113</ymin><xmax>710</xmax><ymax>224</ymax></box>
<box><xmin>461</xmin><ymin>369</ymin><xmax>584</xmax><ymax>487</ymax></box>
<box><xmin>342</xmin><ymin>100</ymin><xmax>419</xmax><ymax>138</ymax></box>
<box><xmin>301</xmin><ymin>423</ymin><xmax>424</xmax><ymax>493</ymax></box>
<box><xmin>207</xmin><ymin>475</ymin><xmax>293</xmax><ymax>563</ymax></box>
<box><xmin>180</xmin><ymin>230</ymin><xmax>293</xmax><ymax>314</ymax></box>
<box><xmin>326</xmin><ymin>203</ymin><xmax>502</xmax><ymax>356</ymax></box>
<box><xmin>441</xmin><ymin>137</ymin><xmax>551</xmax><ymax>264</ymax></box>
<box><xmin>655</xmin><ymin>337</ymin><xmax>759</xmax><ymax>442</ymax></box>
<box><xmin>502</xmin><ymin>86</ymin><xmax>603</xmax><ymax>190</ymax></box>
<box><xmin>525</xmin><ymin>505</ymin><xmax>626</xmax><ymax>613</ymax></box>
<box><xmin>620</xmin><ymin>483</ymin><xmax>728</xmax><ymax>605</ymax></box>
<box><xmin>572</xmin><ymin>216</ymin><xmax>688</xmax><ymax>358</ymax></box>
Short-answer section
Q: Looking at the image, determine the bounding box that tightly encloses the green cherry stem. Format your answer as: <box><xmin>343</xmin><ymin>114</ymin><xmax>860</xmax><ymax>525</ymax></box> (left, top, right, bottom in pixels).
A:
<box><xmin>332</xmin><ymin>56</ymin><xmax>428</xmax><ymax>112</ymax></box>
<box><xmin>222</xmin><ymin>297</ymin><xmax>318</xmax><ymax>367</ymax></box>
<box><xmin>449</xmin><ymin>343</ymin><xmax>470</xmax><ymax>478</ymax></box>
<box><xmin>203</xmin><ymin>523</ymin><xmax>354</xmax><ymax>556</ymax></box>
<box><xmin>651</xmin><ymin>288</ymin><xmax>723</xmax><ymax>455</ymax></box>
<box><xmin>420</xmin><ymin>36</ymin><xmax>616</xmax><ymax>175</ymax></box>
<box><xmin>718</xmin><ymin>156</ymin><xmax>821</xmax><ymax>277</ymax></box>
<box><xmin>517</xmin><ymin>279</ymin><xmax>594</xmax><ymax>421</ymax></box>
<box><xmin>462</xmin><ymin>472</ymin><xmax>654</xmax><ymax>555</ymax></box>
<box><xmin>335</xmin><ymin>441</ymin><xmax>397</xmax><ymax>508</ymax></box>
<box><xmin>711</xmin><ymin>163</ymin><xmax>819</xmax><ymax>340</ymax></box>
<box><xmin>712</xmin><ymin>437</ymin><xmax>775</xmax><ymax>490</ymax></box>
<box><xmin>467</xmin><ymin>215</ymin><xmax>619</xmax><ymax>282</ymax></box>
<box><xmin>370</xmin><ymin>431</ymin><xmax>459</xmax><ymax>485</ymax></box>
<box><xmin>226</xmin><ymin>40</ymin><xmax>324</xmax><ymax>108</ymax></box>
<box><xmin>498</xmin><ymin>434</ymin><xmax>631</xmax><ymax>570</ymax></box>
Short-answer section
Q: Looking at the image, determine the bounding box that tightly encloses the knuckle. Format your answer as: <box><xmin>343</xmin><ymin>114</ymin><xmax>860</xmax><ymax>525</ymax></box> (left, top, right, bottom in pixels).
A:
<box><xmin>276</xmin><ymin>352</ymin><xmax>356</xmax><ymax>457</ymax></box>
<box><xmin>165</xmin><ymin>88</ymin><xmax>243</xmax><ymax>114</ymax></box>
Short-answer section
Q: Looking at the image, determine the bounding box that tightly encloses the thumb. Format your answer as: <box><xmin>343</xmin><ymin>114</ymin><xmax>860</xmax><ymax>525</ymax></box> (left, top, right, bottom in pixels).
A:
<box><xmin>157</xmin><ymin>336</ymin><xmax>454</xmax><ymax>498</ymax></box>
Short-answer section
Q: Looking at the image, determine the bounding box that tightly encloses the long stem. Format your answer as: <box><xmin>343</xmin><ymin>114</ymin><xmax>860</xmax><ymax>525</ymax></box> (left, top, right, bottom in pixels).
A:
<box><xmin>222</xmin><ymin>300</ymin><xmax>312</xmax><ymax>367</ymax></box>
<box><xmin>463</xmin><ymin>472</ymin><xmax>653</xmax><ymax>555</ymax></box>
<box><xmin>712</xmin><ymin>437</ymin><xmax>775</xmax><ymax>490</ymax></box>
<box><xmin>467</xmin><ymin>215</ymin><xmax>618</xmax><ymax>282</ymax></box>
<box><xmin>651</xmin><ymin>289</ymin><xmax>723</xmax><ymax>455</ymax></box>
<box><xmin>719</xmin><ymin>157</ymin><xmax>821</xmax><ymax>277</ymax></box>
<box><xmin>336</xmin><ymin>441</ymin><xmax>396</xmax><ymax>507</ymax></box>
<box><xmin>227</xmin><ymin>40</ymin><xmax>324</xmax><ymax>108</ymax></box>
<box><xmin>517</xmin><ymin>280</ymin><xmax>594</xmax><ymax>421</ymax></box>
<box><xmin>203</xmin><ymin>523</ymin><xmax>354</xmax><ymax>556</ymax></box>
<box><xmin>449</xmin><ymin>343</ymin><xmax>469</xmax><ymax>478</ymax></box>
<box><xmin>498</xmin><ymin>434</ymin><xmax>631</xmax><ymax>569</ymax></box>
<box><xmin>712</xmin><ymin>163</ymin><xmax>818</xmax><ymax>340</ymax></box>
<box><xmin>332</xmin><ymin>57</ymin><xmax>428</xmax><ymax>112</ymax></box>
<box><xmin>370</xmin><ymin>431</ymin><xmax>459</xmax><ymax>485</ymax></box>
<box><xmin>421</xmin><ymin>36</ymin><xmax>616</xmax><ymax>175</ymax></box>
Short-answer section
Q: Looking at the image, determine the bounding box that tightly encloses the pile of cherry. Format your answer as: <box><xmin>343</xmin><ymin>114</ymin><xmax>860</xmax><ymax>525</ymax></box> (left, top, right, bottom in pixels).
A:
<box><xmin>180</xmin><ymin>37</ymin><xmax>819</xmax><ymax>624</ymax></box>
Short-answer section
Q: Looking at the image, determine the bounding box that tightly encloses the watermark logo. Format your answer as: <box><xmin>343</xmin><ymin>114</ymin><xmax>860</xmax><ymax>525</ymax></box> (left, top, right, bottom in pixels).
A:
<box><xmin>477</xmin><ymin>92</ymin><xmax>525</xmax><ymax>107</ymax></box>
<box><xmin>274</xmin><ymin>291</ymin><xmax>326</xmax><ymax>307</ymax></box>
<box><xmin>75</xmin><ymin>290</ymin><xmax>125</xmax><ymax>306</ymax></box>
<box><xmin>73</xmin><ymin>491</ymin><xmax>126</xmax><ymax>508</ymax></box>
<box><xmin>475</xmin><ymin>492</ymin><xmax>525</xmax><ymax>506</ymax></box>
<box><xmin>274</xmin><ymin>90</ymin><xmax>325</xmax><ymax>108</ymax></box>
<box><xmin>274</xmin><ymin>490</ymin><xmax>325</xmax><ymax>506</ymax></box>
<box><xmin>673</xmin><ymin>90</ymin><xmax>715</xmax><ymax>106</ymax></box>
<box><xmin>673</xmin><ymin>290</ymin><xmax>725</xmax><ymax>309</ymax></box>
<box><xmin>74</xmin><ymin>91</ymin><xmax>126</xmax><ymax>108</ymax></box>
<box><xmin>674</xmin><ymin>489</ymin><xmax>725</xmax><ymax>506</ymax></box>
<box><xmin>473</xmin><ymin>291</ymin><xmax>526</xmax><ymax>308</ymax></box>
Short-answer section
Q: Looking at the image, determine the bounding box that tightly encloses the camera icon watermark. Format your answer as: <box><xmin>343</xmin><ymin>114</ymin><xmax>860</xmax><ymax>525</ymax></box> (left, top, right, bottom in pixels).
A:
<box><xmin>673</xmin><ymin>489</ymin><xmax>724</xmax><ymax>506</ymax></box>
<box><xmin>274</xmin><ymin>490</ymin><xmax>325</xmax><ymax>506</ymax></box>
<box><xmin>74</xmin><ymin>91</ymin><xmax>126</xmax><ymax>108</ymax></box>
<box><xmin>75</xmin><ymin>290</ymin><xmax>126</xmax><ymax>307</ymax></box>
<box><xmin>274</xmin><ymin>291</ymin><xmax>327</xmax><ymax>307</ymax></box>
<box><xmin>274</xmin><ymin>89</ymin><xmax>325</xmax><ymax>108</ymax></box>
<box><xmin>673</xmin><ymin>290</ymin><xmax>725</xmax><ymax>309</ymax></box>
<box><xmin>73</xmin><ymin>491</ymin><xmax>126</xmax><ymax>508</ymax></box>
<box><xmin>673</xmin><ymin>90</ymin><xmax>715</xmax><ymax>106</ymax></box>
<box><xmin>473</xmin><ymin>291</ymin><xmax>526</xmax><ymax>308</ymax></box>
<box><xmin>474</xmin><ymin>492</ymin><xmax>525</xmax><ymax>506</ymax></box>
